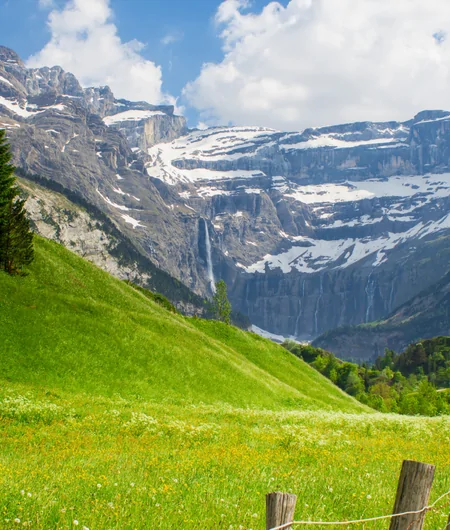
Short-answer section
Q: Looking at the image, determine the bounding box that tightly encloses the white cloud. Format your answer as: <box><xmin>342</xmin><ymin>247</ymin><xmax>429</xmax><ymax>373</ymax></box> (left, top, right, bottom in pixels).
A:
<box><xmin>184</xmin><ymin>0</ymin><xmax>450</xmax><ymax>130</ymax></box>
<box><xmin>28</xmin><ymin>0</ymin><xmax>172</xmax><ymax>105</ymax></box>
<box><xmin>161</xmin><ymin>30</ymin><xmax>184</xmax><ymax>47</ymax></box>
<box><xmin>38</xmin><ymin>0</ymin><xmax>55</xmax><ymax>8</ymax></box>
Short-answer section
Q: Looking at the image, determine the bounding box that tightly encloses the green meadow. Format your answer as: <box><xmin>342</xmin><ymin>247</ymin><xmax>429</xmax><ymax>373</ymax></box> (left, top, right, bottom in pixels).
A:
<box><xmin>1</xmin><ymin>238</ymin><xmax>449</xmax><ymax>529</ymax></box>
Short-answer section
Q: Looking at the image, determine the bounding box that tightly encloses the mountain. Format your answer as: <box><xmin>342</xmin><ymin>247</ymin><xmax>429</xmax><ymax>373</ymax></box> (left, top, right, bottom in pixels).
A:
<box><xmin>0</xmin><ymin>235</ymin><xmax>364</xmax><ymax>412</ymax></box>
<box><xmin>2</xmin><ymin>45</ymin><xmax>450</xmax><ymax>340</ymax></box>
<box><xmin>146</xmin><ymin>117</ymin><xmax>450</xmax><ymax>342</ymax></box>
<box><xmin>313</xmin><ymin>270</ymin><xmax>450</xmax><ymax>360</ymax></box>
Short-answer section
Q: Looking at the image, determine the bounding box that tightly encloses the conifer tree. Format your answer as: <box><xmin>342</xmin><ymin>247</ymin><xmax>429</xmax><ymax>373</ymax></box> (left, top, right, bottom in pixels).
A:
<box><xmin>212</xmin><ymin>279</ymin><xmax>231</xmax><ymax>325</ymax></box>
<box><xmin>0</xmin><ymin>129</ymin><xmax>34</xmax><ymax>274</ymax></box>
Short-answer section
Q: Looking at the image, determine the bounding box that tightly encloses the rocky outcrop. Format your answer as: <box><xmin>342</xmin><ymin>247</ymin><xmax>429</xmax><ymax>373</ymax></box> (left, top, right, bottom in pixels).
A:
<box><xmin>106</xmin><ymin>110</ymin><xmax>187</xmax><ymax>151</ymax></box>
<box><xmin>19</xmin><ymin>177</ymin><xmax>205</xmax><ymax>315</ymax></box>
<box><xmin>0</xmin><ymin>46</ymin><xmax>207</xmax><ymax>297</ymax></box>
<box><xmin>21</xmin><ymin>178</ymin><xmax>148</xmax><ymax>282</ymax></box>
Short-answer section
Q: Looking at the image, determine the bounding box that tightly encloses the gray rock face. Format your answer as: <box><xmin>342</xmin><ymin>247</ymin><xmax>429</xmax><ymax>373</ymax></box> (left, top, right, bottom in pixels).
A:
<box><xmin>0</xmin><ymin>47</ymin><xmax>204</xmax><ymax>296</ymax></box>
<box><xmin>2</xmin><ymin>46</ymin><xmax>450</xmax><ymax>344</ymax></box>
<box><xmin>143</xmin><ymin>121</ymin><xmax>450</xmax><ymax>340</ymax></box>
<box><xmin>22</xmin><ymin>178</ymin><xmax>150</xmax><ymax>282</ymax></box>
<box><xmin>313</xmin><ymin>267</ymin><xmax>450</xmax><ymax>360</ymax></box>
<box><xmin>19</xmin><ymin>178</ymin><xmax>204</xmax><ymax>315</ymax></box>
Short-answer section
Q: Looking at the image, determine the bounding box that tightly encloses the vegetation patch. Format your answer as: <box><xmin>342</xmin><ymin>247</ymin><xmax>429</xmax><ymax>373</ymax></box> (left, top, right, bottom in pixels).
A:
<box><xmin>283</xmin><ymin>339</ymin><xmax>450</xmax><ymax>415</ymax></box>
<box><xmin>0</xmin><ymin>386</ymin><xmax>449</xmax><ymax>529</ymax></box>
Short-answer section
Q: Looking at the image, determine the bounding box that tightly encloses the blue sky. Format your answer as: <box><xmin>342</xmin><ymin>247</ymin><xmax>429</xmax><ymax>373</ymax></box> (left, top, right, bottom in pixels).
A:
<box><xmin>1</xmin><ymin>0</ymin><xmax>224</xmax><ymax>93</ymax></box>
<box><xmin>0</xmin><ymin>0</ymin><xmax>285</xmax><ymax>126</ymax></box>
<box><xmin>1</xmin><ymin>0</ymin><xmax>450</xmax><ymax>130</ymax></box>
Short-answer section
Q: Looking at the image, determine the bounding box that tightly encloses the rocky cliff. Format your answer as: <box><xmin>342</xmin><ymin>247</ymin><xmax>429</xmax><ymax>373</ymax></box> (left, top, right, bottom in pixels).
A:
<box><xmin>0</xmin><ymin>45</ymin><xmax>211</xmax><ymax>297</ymax></box>
<box><xmin>18</xmin><ymin>176</ymin><xmax>205</xmax><ymax>315</ymax></box>
<box><xmin>2</xmin><ymin>45</ymin><xmax>450</xmax><ymax>341</ymax></box>
<box><xmin>144</xmin><ymin>120</ymin><xmax>450</xmax><ymax>340</ymax></box>
<box><xmin>313</xmin><ymin>269</ymin><xmax>450</xmax><ymax>360</ymax></box>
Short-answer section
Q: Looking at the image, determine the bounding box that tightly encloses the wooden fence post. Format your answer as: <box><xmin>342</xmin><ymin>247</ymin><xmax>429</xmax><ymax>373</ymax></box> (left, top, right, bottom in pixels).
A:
<box><xmin>266</xmin><ymin>492</ymin><xmax>297</xmax><ymax>530</ymax></box>
<box><xmin>389</xmin><ymin>459</ymin><xmax>435</xmax><ymax>530</ymax></box>
<box><xmin>446</xmin><ymin>514</ymin><xmax>450</xmax><ymax>529</ymax></box>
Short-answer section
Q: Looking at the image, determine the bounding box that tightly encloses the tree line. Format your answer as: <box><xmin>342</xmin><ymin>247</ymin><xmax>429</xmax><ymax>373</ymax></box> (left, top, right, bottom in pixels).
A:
<box><xmin>0</xmin><ymin>130</ymin><xmax>34</xmax><ymax>274</ymax></box>
<box><xmin>282</xmin><ymin>336</ymin><xmax>450</xmax><ymax>416</ymax></box>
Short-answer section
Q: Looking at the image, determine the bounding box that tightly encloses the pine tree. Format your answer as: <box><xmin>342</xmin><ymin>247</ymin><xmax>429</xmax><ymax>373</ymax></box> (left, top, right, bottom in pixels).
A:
<box><xmin>212</xmin><ymin>279</ymin><xmax>231</xmax><ymax>325</ymax></box>
<box><xmin>0</xmin><ymin>129</ymin><xmax>34</xmax><ymax>274</ymax></box>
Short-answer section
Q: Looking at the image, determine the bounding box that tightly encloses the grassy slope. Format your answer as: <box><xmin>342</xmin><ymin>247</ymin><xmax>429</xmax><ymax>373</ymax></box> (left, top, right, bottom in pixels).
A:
<box><xmin>0</xmin><ymin>236</ymin><xmax>364</xmax><ymax>413</ymax></box>
<box><xmin>2</xmin><ymin>239</ymin><xmax>450</xmax><ymax>529</ymax></box>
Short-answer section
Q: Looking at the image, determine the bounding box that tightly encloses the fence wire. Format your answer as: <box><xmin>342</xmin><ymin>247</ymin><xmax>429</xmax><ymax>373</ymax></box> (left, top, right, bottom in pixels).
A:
<box><xmin>269</xmin><ymin>489</ymin><xmax>450</xmax><ymax>530</ymax></box>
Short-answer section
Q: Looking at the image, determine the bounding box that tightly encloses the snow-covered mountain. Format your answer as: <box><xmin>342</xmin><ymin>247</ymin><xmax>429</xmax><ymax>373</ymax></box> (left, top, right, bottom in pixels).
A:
<box><xmin>143</xmin><ymin>115</ymin><xmax>450</xmax><ymax>340</ymax></box>
<box><xmin>2</xmin><ymin>45</ymin><xmax>450</xmax><ymax>342</ymax></box>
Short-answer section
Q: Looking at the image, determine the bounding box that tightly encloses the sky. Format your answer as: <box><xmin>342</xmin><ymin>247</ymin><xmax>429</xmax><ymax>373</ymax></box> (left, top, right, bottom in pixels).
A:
<box><xmin>1</xmin><ymin>0</ymin><xmax>450</xmax><ymax>131</ymax></box>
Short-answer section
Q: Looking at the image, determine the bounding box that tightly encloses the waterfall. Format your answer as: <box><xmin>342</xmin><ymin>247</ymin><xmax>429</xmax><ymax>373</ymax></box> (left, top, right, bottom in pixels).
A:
<box><xmin>294</xmin><ymin>300</ymin><xmax>302</xmax><ymax>338</ymax></box>
<box><xmin>365</xmin><ymin>271</ymin><xmax>376</xmax><ymax>323</ymax></box>
<box><xmin>314</xmin><ymin>275</ymin><xmax>323</xmax><ymax>335</ymax></box>
<box><xmin>389</xmin><ymin>278</ymin><xmax>396</xmax><ymax>312</ymax></box>
<box><xmin>204</xmin><ymin>219</ymin><xmax>216</xmax><ymax>294</ymax></box>
<box><xmin>294</xmin><ymin>278</ymin><xmax>306</xmax><ymax>337</ymax></box>
<box><xmin>244</xmin><ymin>282</ymin><xmax>251</xmax><ymax>316</ymax></box>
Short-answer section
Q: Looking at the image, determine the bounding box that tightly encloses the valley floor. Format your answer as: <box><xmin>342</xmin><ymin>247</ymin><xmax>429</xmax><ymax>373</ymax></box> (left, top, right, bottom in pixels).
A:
<box><xmin>1</xmin><ymin>381</ymin><xmax>449</xmax><ymax>530</ymax></box>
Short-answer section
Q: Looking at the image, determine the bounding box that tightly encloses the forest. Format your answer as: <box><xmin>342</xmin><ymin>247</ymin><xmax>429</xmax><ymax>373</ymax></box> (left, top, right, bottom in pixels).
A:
<box><xmin>282</xmin><ymin>336</ymin><xmax>450</xmax><ymax>415</ymax></box>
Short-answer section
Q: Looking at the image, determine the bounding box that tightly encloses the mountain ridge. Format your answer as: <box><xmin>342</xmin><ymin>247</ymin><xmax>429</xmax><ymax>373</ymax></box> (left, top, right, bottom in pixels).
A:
<box><xmin>2</xmin><ymin>45</ymin><xmax>450</xmax><ymax>342</ymax></box>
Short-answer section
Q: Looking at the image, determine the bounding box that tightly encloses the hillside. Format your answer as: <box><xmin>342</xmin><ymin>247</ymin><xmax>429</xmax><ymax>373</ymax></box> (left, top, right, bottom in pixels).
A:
<box><xmin>313</xmin><ymin>270</ymin><xmax>450</xmax><ymax>360</ymax></box>
<box><xmin>0</xmin><ymin>236</ymin><xmax>364</xmax><ymax>412</ymax></box>
<box><xmin>16</xmin><ymin>173</ymin><xmax>206</xmax><ymax>315</ymax></box>
<box><xmin>2</xmin><ymin>243</ymin><xmax>450</xmax><ymax>530</ymax></box>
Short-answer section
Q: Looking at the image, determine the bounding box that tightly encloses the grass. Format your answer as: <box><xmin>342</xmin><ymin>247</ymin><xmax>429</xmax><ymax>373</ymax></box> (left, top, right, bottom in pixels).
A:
<box><xmin>1</xmin><ymin>384</ymin><xmax>449</xmax><ymax>529</ymax></box>
<box><xmin>0</xmin><ymin>237</ymin><xmax>364</xmax><ymax>412</ymax></box>
<box><xmin>1</xmin><ymin>237</ymin><xmax>449</xmax><ymax>529</ymax></box>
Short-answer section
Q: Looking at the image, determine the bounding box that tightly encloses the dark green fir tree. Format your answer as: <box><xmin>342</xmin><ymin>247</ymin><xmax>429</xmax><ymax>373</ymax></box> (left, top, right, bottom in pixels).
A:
<box><xmin>0</xmin><ymin>129</ymin><xmax>34</xmax><ymax>274</ymax></box>
<box><xmin>212</xmin><ymin>279</ymin><xmax>231</xmax><ymax>325</ymax></box>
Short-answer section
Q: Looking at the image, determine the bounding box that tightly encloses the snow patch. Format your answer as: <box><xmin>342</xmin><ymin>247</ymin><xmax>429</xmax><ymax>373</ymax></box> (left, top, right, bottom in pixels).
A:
<box><xmin>0</xmin><ymin>75</ymin><xmax>14</xmax><ymax>87</ymax></box>
<box><xmin>96</xmin><ymin>189</ymin><xmax>131</xmax><ymax>211</ymax></box>
<box><xmin>103</xmin><ymin>110</ymin><xmax>166</xmax><ymax>126</ymax></box>
<box><xmin>286</xmin><ymin>174</ymin><xmax>450</xmax><ymax>205</ymax></box>
<box><xmin>243</xmin><ymin>214</ymin><xmax>450</xmax><ymax>275</ymax></box>
<box><xmin>121</xmin><ymin>214</ymin><xmax>144</xmax><ymax>229</ymax></box>
<box><xmin>281</xmin><ymin>136</ymin><xmax>401</xmax><ymax>151</ymax></box>
<box><xmin>251</xmin><ymin>325</ymin><xmax>287</xmax><ymax>343</ymax></box>
<box><xmin>0</xmin><ymin>96</ymin><xmax>36</xmax><ymax>118</ymax></box>
<box><xmin>197</xmin><ymin>187</ymin><xmax>232</xmax><ymax>198</ymax></box>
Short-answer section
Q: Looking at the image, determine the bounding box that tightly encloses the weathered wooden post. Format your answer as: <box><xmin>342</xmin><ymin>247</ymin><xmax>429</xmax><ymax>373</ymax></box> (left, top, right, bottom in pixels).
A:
<box><xmin>266</xmin><ymin>492</ymin><xmax>297</xmax><ymax>530</ymax></box>
<box><xmin>389</xmin><ymin>459</ymin><xmax>435</xmax><ymax>530</ymax></box>
<box><xmin>446</xmin><ymin>513</ymin><xmax>450</xmax><ymax>529</ymax></box>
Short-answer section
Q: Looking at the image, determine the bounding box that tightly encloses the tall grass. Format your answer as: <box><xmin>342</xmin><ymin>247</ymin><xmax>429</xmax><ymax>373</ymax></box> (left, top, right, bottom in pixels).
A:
<box><xmin>0</xmin><ymin>382</ymin><xmax>449</xmax><ymax>529</ymax></box>
<box><xmin>0</xmin><ymin>237</ymin><xmax>364</xmax><ymax>412</ymax></box>
<box><xmin>1</xmin><ymin>237</ymin><xmax>448</xmax><ymax>529</ymax></box>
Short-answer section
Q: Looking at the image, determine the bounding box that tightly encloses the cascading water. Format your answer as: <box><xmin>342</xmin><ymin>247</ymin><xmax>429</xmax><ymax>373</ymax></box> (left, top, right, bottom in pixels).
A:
<box><xmin>294</xmin><ymin>300</ymin><xmax>302</xmax><ymax>338</ymax></box>
<box><xmin>294</xmin><ymin>278</ymin><xmax>306</xmax><ymax>337</ymax></box>
<box><xmin>244</xmin><ymin>282</ymin><xmax>250</xmax><ymax>313</ymax></box>
<box><xmin>365</xmin><ymin>271</ymin><xmax>376</xmax><ymax>323</ymax></box>
<box><xmin>203</xmin><ymin>219</ymin><xmax>216</xmax><ymax>294</ymax></box>
<box><xmin>314</xmin><ymin>275</ymin><xmax>323</xmax><ymax>335</ymax></box>
<box><xmin>389</xmin><ymin>278</ymin><xmax>396</xmax><ymax>312</ymax></box>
